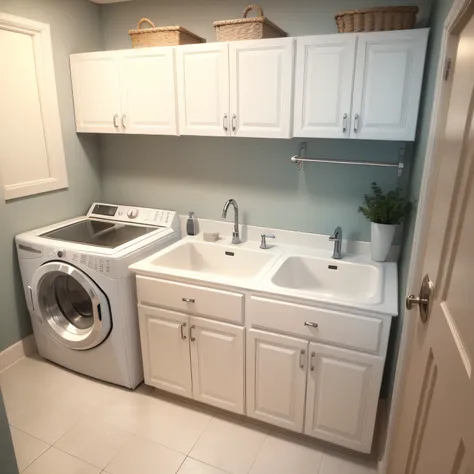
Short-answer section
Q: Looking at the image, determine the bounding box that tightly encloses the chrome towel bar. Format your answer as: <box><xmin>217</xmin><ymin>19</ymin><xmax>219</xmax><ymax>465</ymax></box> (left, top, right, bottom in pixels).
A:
<box><xmin>291</xmin><ymin>142</ymin><xmax>406</xmax><ymax>177</ymax></box>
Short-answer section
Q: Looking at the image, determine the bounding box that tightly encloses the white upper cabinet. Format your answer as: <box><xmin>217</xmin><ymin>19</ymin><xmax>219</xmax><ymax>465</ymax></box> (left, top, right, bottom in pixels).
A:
<box><xmin>121</xmin><ymin>47</ymin><xmax>177</xmax><ymax>135</ymax></box>
<box><xmin>351</xmin><ymin>29</ymin><xmax>428</xmax><ymax>141</ymax></box>
<box><xmin>229</xmin><ymin>38</ymin><xmax>294</xmax><ymax>138</ymax></box>
<box><xmin>70</xmin><ymin>51</ymin><xmax>122</xmax><ymax>133</ymax></box>
<box><xmin>176</xmin><ymin>43</ymin><xmax>230</xmax><ymax>137</ymax></box>
<box><xmin>293</xmin><ymin>34</ymin><xmax>357</xmax><ymax>139</ymax></box>
<box><xmin>71</xmin><ymin>49</ymin><xmax>178</xmax><ymax>135</ymax></box>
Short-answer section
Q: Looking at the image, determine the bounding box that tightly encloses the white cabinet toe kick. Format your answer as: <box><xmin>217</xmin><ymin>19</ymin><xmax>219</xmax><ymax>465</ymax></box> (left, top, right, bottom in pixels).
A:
<box><xmin>134</xmin><ymin>275</ymin><xmax>392</xmax><ymax>454</ymax></box>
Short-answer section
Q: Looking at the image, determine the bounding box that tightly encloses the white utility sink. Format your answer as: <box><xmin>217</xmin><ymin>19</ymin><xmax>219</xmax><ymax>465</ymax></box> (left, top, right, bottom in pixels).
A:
<box><xmin>150</xmin><ymin>241</ymin><xmax>276</xmax><ymax>279</ymax></box>
<box><xmin>269</xmin><ymin>255</ymin><xmax>382</xmax><ymax>304</ymax></box>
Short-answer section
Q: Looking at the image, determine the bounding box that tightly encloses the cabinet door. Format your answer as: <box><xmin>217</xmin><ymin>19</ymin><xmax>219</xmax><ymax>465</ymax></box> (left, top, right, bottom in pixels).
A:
<box><xmin>351</xmin><ymin>29</ymin><xmax>428</xmax><ymax>141</ymax></box>
<box><xmin>121</xmin><ymin>47</ymin><xmax>178</xmax><ymax>135</ymax></box>
<box><xmin>176</xmin><ymin>43</ymin><xmax>230</xmax><ymax>137</ymax></box>
<box><xmin>70</xmin><ymin>52</ymin><xmax>122</xmax><ymax>133</ymax></box>
<box><xmin>293</xmin><ymin>34</ymin><xmax>357</xmax><ymax>139</ymax></box>
<box><xmin>247</xmin><ymin>329</ymin><xmax>307</xmax><ymax>432</ymax></box>
<box><xmin>138</xmin><ymin>305</ymin><xmax>192</xmax><ymax>398</ymax></box>
<box><xmin>229</xmin><ymin>38</ymin><xmax>294</xmax><ymax>138</ymax></box>
<box><xmin>190</xmin><ymin>317</ymin><xmax>244</xmax><ymax>414</ymax></box>
<box><xmin>304</xmin><ymin>343</ymin><xmax>384</xmax><ymax>453</ymax></box>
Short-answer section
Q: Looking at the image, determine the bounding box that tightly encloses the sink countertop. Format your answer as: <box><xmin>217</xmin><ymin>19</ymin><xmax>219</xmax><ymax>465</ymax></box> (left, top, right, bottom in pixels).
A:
<box><xmin>130</xmin><ymin>235</ymin><xmax>398</xmax><ymax>318</ymax></box>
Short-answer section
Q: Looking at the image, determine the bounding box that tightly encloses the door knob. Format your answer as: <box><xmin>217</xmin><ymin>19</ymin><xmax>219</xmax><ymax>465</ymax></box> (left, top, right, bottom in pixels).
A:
<box><xmin>406</xmin><ymin>274</ymin><xmax>434</xmax><ymax>323</ymax></box>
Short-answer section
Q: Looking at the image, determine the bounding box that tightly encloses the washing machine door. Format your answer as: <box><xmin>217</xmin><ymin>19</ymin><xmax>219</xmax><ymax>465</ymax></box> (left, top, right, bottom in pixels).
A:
<box><xmin>30</xmin><ymin>262</ymin><xmax>112</xmax><ymax>350</ymax></box>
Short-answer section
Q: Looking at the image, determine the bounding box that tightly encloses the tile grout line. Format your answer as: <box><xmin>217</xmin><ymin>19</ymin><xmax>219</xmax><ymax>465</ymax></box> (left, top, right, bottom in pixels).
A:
<box><xmin>244</xmin><ymin>431</ymin><xmax>268</xmax><ymax>474</ymax></box>
<box><xmin>185</xmin><ymin>409</ymin><xmax>217</xmax><ymax>456</ymax></box>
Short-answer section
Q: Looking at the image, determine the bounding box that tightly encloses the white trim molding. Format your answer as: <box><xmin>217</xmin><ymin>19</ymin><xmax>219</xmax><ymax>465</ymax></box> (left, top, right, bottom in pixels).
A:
<box><xmin>0</xmin><ymin>335</ymin><xmax>37</xmax><ymax>373</ymax></box>
<box><xmin>0</xmin><ymin>13</ymin><xmax>68</xmax><ymax>200</ymax></box>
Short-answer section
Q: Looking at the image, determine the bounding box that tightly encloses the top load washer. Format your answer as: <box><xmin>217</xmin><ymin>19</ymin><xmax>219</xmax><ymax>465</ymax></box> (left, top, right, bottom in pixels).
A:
<box><xmin>16</xmin><ymin>203</ymin><xmax>180</xmax><ymax>388</ymax></box>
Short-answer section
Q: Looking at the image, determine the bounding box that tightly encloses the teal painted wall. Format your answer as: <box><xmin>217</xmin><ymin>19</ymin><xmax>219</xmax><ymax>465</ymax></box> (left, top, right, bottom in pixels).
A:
<box><xmin>383</xmin><ymin>0</ymin><xmax>454</xmax><ymax>396</ymax></box>
<box><xmin>0</xmin><ymin>0</ymin><xmax>103</xmax><ymax>352</ymax></box>
<box><xmin>99</xmin><ymin>0</ymin><xmax>430</xmax><ymax>241</ymax></box>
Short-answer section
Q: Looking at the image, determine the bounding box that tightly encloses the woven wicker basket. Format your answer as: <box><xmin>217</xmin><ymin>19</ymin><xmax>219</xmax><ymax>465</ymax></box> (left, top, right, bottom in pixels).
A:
<box><xmin>213</xmin><ymin>4</ymin><xmax>286</xmax><ymax>42</ymax></box>
<box><xmin>129</xmin><ymin>18</ymin><xmax>206</xmax><ymax>48</ymax></box>
<box><xmin>335</xmin><ymin>6</ymin><xmax>419</xmax><ymax>33</ymax></box>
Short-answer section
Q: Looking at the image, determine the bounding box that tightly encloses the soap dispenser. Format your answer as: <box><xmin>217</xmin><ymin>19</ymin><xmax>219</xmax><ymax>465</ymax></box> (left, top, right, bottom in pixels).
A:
<box><xmin>186</xmin><ymin>211</ymin><xmax>197</xmax><ymax>236</ymax></box>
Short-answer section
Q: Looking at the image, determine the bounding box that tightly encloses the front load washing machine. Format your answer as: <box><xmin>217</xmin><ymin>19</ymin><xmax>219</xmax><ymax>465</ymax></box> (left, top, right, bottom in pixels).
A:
<box><xmin>16</xmin><ymin>203</ymin><xmax>180</xmax><ymax>389</ymax></box>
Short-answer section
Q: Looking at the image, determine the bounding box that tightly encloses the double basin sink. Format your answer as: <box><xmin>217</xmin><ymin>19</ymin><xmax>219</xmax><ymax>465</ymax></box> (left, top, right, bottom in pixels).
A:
<box><xmin>146</xmin><ymin>239</ymin><xmax>383</xmax><ymax>306</ymax></box>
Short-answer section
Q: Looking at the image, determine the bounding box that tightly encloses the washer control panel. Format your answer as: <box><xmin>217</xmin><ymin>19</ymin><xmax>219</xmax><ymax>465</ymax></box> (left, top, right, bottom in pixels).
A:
<box><xmin>87</xmin><ymin>203</ymin><xmax>178</xmax><ymax>229</ymax></box>
<box><xmin>71</xmin><ymin>252</ymin><xmax>112</xmax><ymax>274</ymax></box>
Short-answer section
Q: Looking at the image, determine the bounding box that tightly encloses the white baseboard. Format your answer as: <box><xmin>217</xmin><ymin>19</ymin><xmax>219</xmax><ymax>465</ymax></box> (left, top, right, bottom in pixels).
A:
<box><xmin>0</xmin><ymin>335</ymin><xmax>37</xmax><ymax>373</ymax></box>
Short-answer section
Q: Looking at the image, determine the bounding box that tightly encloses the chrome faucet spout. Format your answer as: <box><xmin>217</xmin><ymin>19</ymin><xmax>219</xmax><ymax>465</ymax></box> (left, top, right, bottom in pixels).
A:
<box><xmin>329</xmin><ymin>226</ymin><xmax>342</xmax><ymax>259</ymax></box>
<box><xmin>222</xmin><ymin>199</ymin><xmax>241</xmax><ymax>244</ymax></box>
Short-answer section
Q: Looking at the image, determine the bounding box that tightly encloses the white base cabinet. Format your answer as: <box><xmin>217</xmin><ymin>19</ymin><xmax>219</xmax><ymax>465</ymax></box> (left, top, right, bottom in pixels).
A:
<box><xmin>138</xmin><ymin>305</ymin><xmax>192</xmax><ymax>398</ymax></box>
<box><xmin>190</xmin><ymin>316</ymin><xmax>244</xmax><ymax>414</ymax></box>
<box><xmin>246</xmin><ymin>329</ymin><xmax>307</xmax><ymax>432</ymax></box>
<box><xmin>304</xmin><ymin>343</ymin><xmax>384</xmax><ymax>452</ymax></box>
<box><xmin>135</xmin><ymin>276</ymin><xmax>392</xmax><ymax>454</ymax></box>
<box><xmin>138</xmin><ymin>304</ymin><xmax>245</xmax><ymax>414</ymax></box>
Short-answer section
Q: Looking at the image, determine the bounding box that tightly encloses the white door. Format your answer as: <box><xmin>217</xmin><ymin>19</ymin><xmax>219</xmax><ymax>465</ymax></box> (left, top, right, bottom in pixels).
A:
<box><xmin>176</xmin><ymin>43</ymin><xmax>230</xmax><ymax>137</ymax></box>
<box><xmin>121</xmin><ymin>47</ymin><xmax>178</xmax><ymax>135</ymax></box>
<box><xmin>293</xmin><ymin>34</ymin><xmax>357</xmax><ymax>139</ymax></box>
<box><xmin>389</xmin><ymin>10</ymin><xmax>474</xmax><ymax>473</ymax></box>
<box><xmin>229</xmin><ymin>38</ymin><xmax>294</xmax><ymax>138</ymax></box>
<box><xmin>190</xmin><ymin>316</ymin><xmax>244</xmax><ymax>414</ymax></box>
<box><xmin>351</xmin><ymin>29</ymin><xmax>428</xmax><ymax>141</ymax></box>
<box><xmin>246</xmin><ymin>329</ymin><xmax>307</xmax><ymax>432</ymax></box>
<box><xmin>70</xmin><ymin>51</ymin><xmax>122</xmax><ymax>133</ymax></box>
<box><xmin>305</xmin><ymin>343</ymin><xmax>383</xmax><ymax>453</ymax></box>
<box><xmin>138</xmin><ymin>306</ymin><xmax>192</xmax><ymax>398</ymax></box>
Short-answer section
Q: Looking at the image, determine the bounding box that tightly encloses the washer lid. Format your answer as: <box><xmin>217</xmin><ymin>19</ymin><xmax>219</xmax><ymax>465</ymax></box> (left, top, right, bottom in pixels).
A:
<box><xmin>39</xmin><ymin>219</ymin><xmax>158</xmax><ymax>249</ymax></box>
<box><xmin>31</xmin><ymin>262</ymin><xmax>112</xmax><ymax>350</ymax></box>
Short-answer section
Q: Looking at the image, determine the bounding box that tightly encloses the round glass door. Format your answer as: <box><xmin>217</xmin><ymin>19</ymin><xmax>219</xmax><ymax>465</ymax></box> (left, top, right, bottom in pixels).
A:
<box><xmin>32</xmin><ymin>262</ymin><xmax>111</xmax><ymax>350</ymax></box>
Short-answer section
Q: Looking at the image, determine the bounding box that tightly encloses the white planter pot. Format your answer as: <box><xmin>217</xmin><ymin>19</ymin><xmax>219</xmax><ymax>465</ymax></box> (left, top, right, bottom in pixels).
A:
<box><xmin>371</xmin><ymin>222</ymin><xmax>397</xmax><ymax>262</ymax></box>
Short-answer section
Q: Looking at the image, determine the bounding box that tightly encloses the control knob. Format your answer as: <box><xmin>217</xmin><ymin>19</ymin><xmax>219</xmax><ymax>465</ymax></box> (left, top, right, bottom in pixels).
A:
<box><xmin>127</xmin><ymin>208</ymin><xmax>139</xmax><ymax>219</ymax></box>
<box><xmin>57</xmin><ymin>250</ymin><xmax>66</xmax><ymax>258</ymax></box>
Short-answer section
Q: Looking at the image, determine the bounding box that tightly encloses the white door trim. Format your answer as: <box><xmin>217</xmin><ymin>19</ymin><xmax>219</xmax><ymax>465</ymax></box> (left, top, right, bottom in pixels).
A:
<box><xmin>383</xmin><ymin>0</ymin><xmax>474</xmax><ymax>472</ymax></box>
<box><xmin>0</xmin><ymin>13</ymin><xmax>68</xmax><ymax>200</ymax></box>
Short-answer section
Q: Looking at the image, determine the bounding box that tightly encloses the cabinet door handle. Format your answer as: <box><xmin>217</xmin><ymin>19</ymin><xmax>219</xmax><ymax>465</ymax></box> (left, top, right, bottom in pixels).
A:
<box><xmin>304</xmin><ymin>321</ymin><xmax>319</xmax><ymax>328</ymax></box>
<box><xmin>223</xmin><ymin>113</ymin><xmax>228</xmax><ymax>131</ymax></box>
<box><xmin>182</xmin><ymin>297</ymin><xmax>195</xmax><ymax>303</ymax></box>
<box><xmin>299</xmin><ymin>349</ymin><xmax>305</xmax><ymax>369</ymax></box>
<box><xmin>310</xmin><ymin>351</ymin><xmax>316</xmax><ymax>371</ymax></box>
<box><xmin>180</xmin><ymin>322</ymin><xmax>187</xmax><ymax>340</ymax></box>
<box><xmin>113</xmin><ymin>113</ymin><xmax>119</xmax><ymax>128</ymax></box>
<box><xmin>354</xmin><ymin>113</ymin><xmax>360</xmax><ymax>132</ymax></box>
<box><xmin>232</xmin><ymin>114</ymin><xmax>237</xmax><ymax>132</ymax></box>
<box><xmin>342</xmin><ymin>113</ymin><xmax>348</xmax><ymax>133</ymax></box>
<box><xmin>122</xmin><ymin>113</ymin><xmax>127</xmax><ymax>129</ymax></box>
<box><xmin>190</xmin><ymin>325</ymin><xmax>196</xmax><ymax>342</ymax></box>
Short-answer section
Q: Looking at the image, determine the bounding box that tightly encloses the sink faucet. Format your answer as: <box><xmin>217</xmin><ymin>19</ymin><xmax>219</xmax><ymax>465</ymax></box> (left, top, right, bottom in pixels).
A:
<box><xmin>329</xmin><ymin>226</ymin><xmax>342</xmax><ymax>259</ymax></box>
<box><xmin>222</xmin><ymin>199</ymin><xmax>241</xmax><ymax>244</ymax></box>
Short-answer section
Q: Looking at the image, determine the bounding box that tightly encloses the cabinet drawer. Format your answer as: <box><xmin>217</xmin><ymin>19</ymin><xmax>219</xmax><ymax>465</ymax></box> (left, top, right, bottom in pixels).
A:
<box><xmin>248</xmin><ymin>296</ymin><xmax>386</xmax><ymax>354</ymax></box>
<box><xmin>137</xmin><ymin>276</ymin><xmax>244</xmax><ymax>324</ymax></box>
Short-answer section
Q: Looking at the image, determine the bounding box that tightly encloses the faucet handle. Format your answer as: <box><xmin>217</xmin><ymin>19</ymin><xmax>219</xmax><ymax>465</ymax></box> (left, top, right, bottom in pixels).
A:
<box><xmin>260</xmin><ymin>234</ymin><xmax>275</xmax><ymax>249</ymax></box>
<box><xmin>329</xmin><ymin>226</ymin><xmax>342</xmax><ymax>241</ymax></box>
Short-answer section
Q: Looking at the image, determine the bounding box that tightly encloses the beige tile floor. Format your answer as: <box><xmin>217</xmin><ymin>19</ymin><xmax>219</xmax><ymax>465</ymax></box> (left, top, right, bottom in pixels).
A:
<box><xmin>1</xmin><ymin>356</ymin><xmax>378</xmax><ymax>474</ymax></box>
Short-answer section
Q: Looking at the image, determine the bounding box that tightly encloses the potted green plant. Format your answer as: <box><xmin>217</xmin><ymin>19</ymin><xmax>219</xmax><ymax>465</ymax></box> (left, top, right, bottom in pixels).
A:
<box><xmin>359</xmin><ymin>182</ymin><xmax>413</xmax><ymax>262</ymax></box>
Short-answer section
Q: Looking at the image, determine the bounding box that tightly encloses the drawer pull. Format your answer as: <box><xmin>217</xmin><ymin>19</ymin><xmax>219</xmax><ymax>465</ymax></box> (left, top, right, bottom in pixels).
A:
<box><xmin>310</xmin><ymin>351</ymin><xmax>316</xmax><ymax>371</ymax></box>
<box><xmin>182</xmin><ymin>297</ymin><xmax>195</xmax><ymax>303</ymax></box>
<box><xmin>190</xmin><ymin>325</ymin><xmax>196</xmax><ymax>342</ymax></box>
<box><xmin>299</xmin><ymin>349</ymin><xmax>305</xmax><ymax>369</ymax></box>
<box><xmin>304</xmin><ymin>321</ymin><xmax>319</xmax><ymax>328</ymax></box>
<box><xmin>180</xmin><ymin>322</ymin><xmax>187</xmax><ymax>340</ymax></box>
